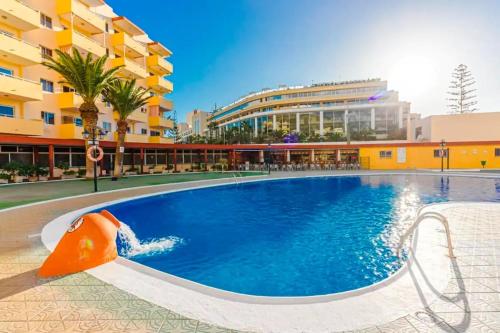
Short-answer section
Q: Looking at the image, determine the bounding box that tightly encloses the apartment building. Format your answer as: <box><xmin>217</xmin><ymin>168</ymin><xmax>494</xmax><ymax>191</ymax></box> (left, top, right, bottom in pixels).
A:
<box><xmin>0</xmin><ymin>0</ymin><xmax>173</xmax><ymax>146</ymax></box>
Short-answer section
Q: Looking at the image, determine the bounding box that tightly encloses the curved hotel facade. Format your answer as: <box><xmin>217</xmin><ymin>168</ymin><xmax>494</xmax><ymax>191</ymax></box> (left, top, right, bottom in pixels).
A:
<box><xmin>210</xmin><ymin>79</ymin><xmax>411</xmax><ymax>141</ymax></box>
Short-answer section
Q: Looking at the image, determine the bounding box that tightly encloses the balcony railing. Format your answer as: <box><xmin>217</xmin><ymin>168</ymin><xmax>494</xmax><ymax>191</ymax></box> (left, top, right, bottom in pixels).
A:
<box><xmin>1</xmin><ymin>0</ymin><xmax>40</xmax><ymax>31</ymax></box>
<box><xmin>0</xmin><ymin>73</ymin><xmax>43</xmax><ymax>101</ymax></box>
<box><xmin>0</xmin><ymin>30</ymin><xmax>41</xmax><ymax>65</ymax></box>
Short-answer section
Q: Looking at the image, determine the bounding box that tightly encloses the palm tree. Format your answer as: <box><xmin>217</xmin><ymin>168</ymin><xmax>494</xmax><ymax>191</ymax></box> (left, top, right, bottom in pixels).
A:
<box><xmin>103</xmin><ymin>79</ymin><xmax>151</xmax><ymax>178</ymax></box>
<box><xmin>43</xmin><ymin>49</ymin><xmax>119</xmax><ymax>178</ymax></box>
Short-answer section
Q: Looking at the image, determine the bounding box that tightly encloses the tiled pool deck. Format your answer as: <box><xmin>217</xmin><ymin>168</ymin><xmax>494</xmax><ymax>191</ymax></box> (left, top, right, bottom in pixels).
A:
<box><xmin>0</xmin><ymin>171</ymin><xmax>499</xmax><ymax>332</ymax></box>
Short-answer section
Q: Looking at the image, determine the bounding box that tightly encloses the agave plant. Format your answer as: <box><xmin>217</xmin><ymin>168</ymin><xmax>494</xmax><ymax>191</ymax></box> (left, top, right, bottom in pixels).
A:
<box><xmin>103</xmin><ymin>78</ymin><xmax>151</xmax><ymax>178</ymax></box>
<box><xmin>43</xmin><ymin>48</ymin><xmax>120</xmax><ymax>178</ymax></box>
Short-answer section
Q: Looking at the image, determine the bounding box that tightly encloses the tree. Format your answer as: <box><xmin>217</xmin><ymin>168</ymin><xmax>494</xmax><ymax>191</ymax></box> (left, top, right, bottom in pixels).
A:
<box><xmin>43</xmin><ymin>49</ymin><xmax>119</xmax><ymax>178</ymax></box>
<box><xmin>447</xmin><ymin>64</ymin><xmax>478</xmax><ymax>114</ymax></box>
<box><xmin>103</xmin><ymin>79</ymin><xmax>150</xmax><ymax>178</ymax></box>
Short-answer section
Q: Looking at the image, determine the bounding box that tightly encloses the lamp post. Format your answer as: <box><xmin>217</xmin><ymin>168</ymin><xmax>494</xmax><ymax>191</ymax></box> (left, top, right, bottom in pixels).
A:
<box><xmin>440</xmin><ymin>139</ymin><xmax>446</xmax><ymax>172</ymax></box>
<box><xmin>83</xmin><ymin>127</ymin><xmax>106</xmax><ymax>192</ymax></box>
<box><xmin>266</xmin><ymin>143</ymin><xmax>272</xmax><ymax>175</ymax></box>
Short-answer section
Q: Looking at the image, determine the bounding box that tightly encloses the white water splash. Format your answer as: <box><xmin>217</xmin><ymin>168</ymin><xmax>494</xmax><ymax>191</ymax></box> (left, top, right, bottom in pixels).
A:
<box><xmin>118</xmin><ymin>222</ymin><xmax>183</xmax><ymax>258</ymax></box>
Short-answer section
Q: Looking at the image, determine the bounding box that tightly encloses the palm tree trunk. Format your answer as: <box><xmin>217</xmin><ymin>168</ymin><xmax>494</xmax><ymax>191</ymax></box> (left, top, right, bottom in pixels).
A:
<box><xmin>114</xmin><ymin>120</ymin><xmax>128</xmax><ymax>178</ymax></box>
<box><xmin>80</xmin><ymin>102</ymin><xmax>99</xmax><ymax>179</ymax></box>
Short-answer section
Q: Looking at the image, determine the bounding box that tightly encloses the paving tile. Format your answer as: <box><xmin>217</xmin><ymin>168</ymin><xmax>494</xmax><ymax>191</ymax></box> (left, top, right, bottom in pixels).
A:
<box><xmin>0</xmin><ymin>321</ymin><xmax>29</xmax><ymax>333</ymax></box>
<box><xmin>0</xmin><ymin>301</ymin><xmax>27</xmax><ymax>321</ymax></box>
<box><xmin>26</xmin><ymin>301</ymin><xmax>61</xmax><ymax>321</ymax></box>
<box><xmin>376</xmin><ymin>317</ymin><xmax>418</xmax><ymax>332</ymax></box>
<box><xmin>196</xmin><ymin>322</ymin><xmax>235</xmax><ymax>333</ymax></box>
<box><xmin>28</xmin><ymin>320</ymin><xmax>65</xmax><ymax>333</ymax></box>
<box><xmin>159</xmin><ymin>319</ymin><xmax>199</xmax><ymax>333</ymax></box>
<box><xmin>471</xmin><ymin>312</ymin><xmax>500</xmax><ymax>331</ymax></box>
<box><xmin>62</xmin><ymin>320</ymin><xmax>105</xmax><ymax>332</ymax></box>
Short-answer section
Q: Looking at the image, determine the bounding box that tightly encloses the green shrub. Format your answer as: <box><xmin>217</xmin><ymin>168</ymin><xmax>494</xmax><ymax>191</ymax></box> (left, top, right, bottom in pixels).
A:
<box><xmin>77</xmin><ymin>169</ymin><xmax>86</xmax><ymax>177</ymax></box>
<box><xmin>34</xmin><ymin>165</ymin><xmax>49</xmax><ymax>177</ymax></box>
<box><xmin>63</xmin><ymin>170</ymin><xmax>76</xmax><ymax>176</ymax></box>
<box><xmin>0</xmin><ymin>173</ymin><xmax>10</xmax><ymax>180</ymax></box>
<box><xmin>17</xmin><ymin>164</ymin><xmax>35</xmax><ymax>177</ymax></box>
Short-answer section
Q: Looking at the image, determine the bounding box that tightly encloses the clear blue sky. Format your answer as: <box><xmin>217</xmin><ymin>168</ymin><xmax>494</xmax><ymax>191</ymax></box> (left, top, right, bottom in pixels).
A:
<box><xmin>105</xmin><ymin>0</ymin><xmax>500</xmax><ymax>122</ymax></box>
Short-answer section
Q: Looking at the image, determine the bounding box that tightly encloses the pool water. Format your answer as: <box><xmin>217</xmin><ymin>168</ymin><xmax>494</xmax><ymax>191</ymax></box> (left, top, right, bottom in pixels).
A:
<box><xmin>104</xmin><ymin>175</ymin><xmax>500</xmax><ymax>297</ymax></box>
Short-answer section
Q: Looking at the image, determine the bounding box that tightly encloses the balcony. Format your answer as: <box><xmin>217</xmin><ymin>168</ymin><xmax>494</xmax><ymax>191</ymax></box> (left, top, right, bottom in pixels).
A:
<box><xmin>0</xmin><ymin>74</ymin><xmax>42</xmax><ymax>101</ymax></box>
<box><xmin>56</xmin><ymin>29</ymin><xmax>106</xmax><ymax>57</ymax></box>
<box><xmin>110</xmin><ymin>32</ymin><xmax>148</xmax><ymax>58</ymax></box>
<box><xmin>0</xmin><ymin>0</ymin><xmax>39</xmax><ymax>31</ymax></box>
<box><xmin>0</xmin><ymin>31</ymin><xmax>41</xmax><ymax>66</ymax></box>
<box><xmin>146</xmin><ymin>75</ymin><xmax>173</xmax><ymax>94</ymax></box>
<box><xmin>57</xmin><ymin>92</ymin><xmax>83</xmax><ymax>111</ymax></box>
<box><xmin>114</xmin><ymin>132</ymin><xmax>149</xmax><ymax>143</ymax></box>
<box><xmin>148</xmin><ymin>96</ymin><xmax>173</xmax><ymax>111</ymax></box>
<box><xmin>58</xmin><ymin>123</ymin><xmax>84</xmax><ymax>139</ymax></box>
<box><xmin>56</xmin><ymin>0</ymin><xmax>105</xmax><ymax>34</ymax></box>
<box><xmin>113</xmin><ymin>109</ymin><xmax>148</xmax><ymax>123</ymax></box>
<box><xmin>0</xmin><ymin>116</ymin><xmax>43</xmax><ymax>136</ymax></box>
<box><xmin>146</xmin><ymin>55</ymin><xmax>173</xmax><ymax>75</ymax></box>
<box><xmin>149</xmin><ymin>136</ymin><xmax>173</xmax><ymax>144</ymax></box>
<box><xmin>110</xmin><ymin>57</ymin><xmax>148</xmax><ymax>79</ymax></box>
<box><xmin>149</xmin><ymin>116</ymin><xmax>173</xmax><ymax>129</ymax></box>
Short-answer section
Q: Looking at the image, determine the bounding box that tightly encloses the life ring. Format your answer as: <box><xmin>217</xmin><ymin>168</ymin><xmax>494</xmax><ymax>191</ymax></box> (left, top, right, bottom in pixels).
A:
<box><xmin>87</xmin><ymin>146</ymin><xmax>104</xmax><ymax>162</ymax></box>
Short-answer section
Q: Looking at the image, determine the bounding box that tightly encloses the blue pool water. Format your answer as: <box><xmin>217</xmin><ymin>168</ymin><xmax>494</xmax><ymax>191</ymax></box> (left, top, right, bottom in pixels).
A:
<box><xmin>103</xmin><ymin>175</ymin><xmax>500</xmax><ymax>297</ymax></box>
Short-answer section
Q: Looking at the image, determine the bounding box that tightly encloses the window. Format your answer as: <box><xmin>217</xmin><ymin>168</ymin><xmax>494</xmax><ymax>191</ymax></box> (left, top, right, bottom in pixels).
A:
<box><xmin>41</xmin><ymin>111</ymin><xmax>55</xmax><ymax>125</ymax></box>
<box><xmin>102</xmin><ymin>121</ymin><xmax>112</xmax><ymax>132</ymax></box>
<box><xmin>495</xmin><ymin>148</ymin><xmax>500</xmax><ymax>157</ymax></box>
<box><xmin>0</xmin><ymin>105</ymin><xmax>14</xmax><ymax>118</ymax></box>
<box><xmin>141</xmin><ymin>128</ymin><xmax>147</xmax><ymax>135</ymax></box>
<box><xmin>40</xmin><ymin>79</ymin><xmax>54</xmax><ymax>92</ymax></box>
<box><xmin>433</xmin><ymin>149</ymin><xmax>448</xmax><ymax>158</ymax></box>
<box><xmin>150</xmin><ymin>130</ymin><xmax>160</xmax><ymax>137</ymax></box>
<box><xmin>379</xmin><ymin>150</ymin><xmax>392</xmax><ymax>159</ymax></box>
<box><xmin>0</xmin><ymin>66</ymin><xmax>13</xmax><ymax>76</ymax></box>
<box><xmin>140</xmin><ymin>107</ymin><xmax>147</xmax><ymax>113</ymax></box>
<box><xmin>74</xmin><ymin>118</ymin><xmax>83</xmax><ymax>127</ymax></box>
<box><xmin>62</xmin><ymin>86</ymin><xmax>74</xmax><ymax>92</ymax></box>
<box><xmin>40</xmin><ymin>13</ymin><xmax>53</xmax><ymax>29</ymax></box>
<box><xmin>105</xmin><ymin>23</ymin><xmax>109</xmax><ymax>32</ymax></box>
<box><xmin>40</xmin><ymin>46</ymin><xmax>52</xmax><ymax>60</ymax></box>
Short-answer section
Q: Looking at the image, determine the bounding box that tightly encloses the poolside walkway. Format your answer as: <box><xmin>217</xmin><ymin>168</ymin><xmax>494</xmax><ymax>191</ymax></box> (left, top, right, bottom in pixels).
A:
<box><xmin>0</xmin><ymin>171</ymin><xmax>499</xmax><ymax>332</ymax></box>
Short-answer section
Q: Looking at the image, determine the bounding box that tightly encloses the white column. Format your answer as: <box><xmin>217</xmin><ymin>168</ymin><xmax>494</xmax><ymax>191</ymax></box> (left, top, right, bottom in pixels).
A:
<box><xmin>344</xmin><ymin>110</ymin><xmax>348</xmax><ymax>133</ymax></box>
<box><xmin>273</xmin><ymin>114</ymin><xmax>277</xmax><ymax>131</ymax></box>
<box><xmin>286</xmin><ymin>150</ymin><xmax>290</xmax><ymax>163</ymax></box>
<box><xmin>254</xmin><ymin>117</ymin><xmax>258</xmax><ymax>137</ymax></box>
<box><xmin>371</xmin><ymin>108</ymin><xmax>375</xmax><ymax>130</ymax></box>
<box><xmin>259</xmin><ymin>150</ymin><xmax>264</xmax><ymax>163</ymax></box>
<box><xmin>296</xmin><ymin>113</ymin><xmax>300</xmax><ymax>133</ymax></box>
<box><xmin>319</xmin><ymin>111</ymin><xmax>324</xmax><ymax>136</ymax></box>
<box><xmin>398</xmin><ymin>106</ymin><xmax>403</xmax><ymax>129</ymax></box>
<box><xmin>311</xmin><ymin>149</ymin><xmax>315</xmax><ymax>162</ymax></box>
<box><xmin>336</xmin><ymin>149</ymin><xmax>341</xmax><ymax>162</ymax></box>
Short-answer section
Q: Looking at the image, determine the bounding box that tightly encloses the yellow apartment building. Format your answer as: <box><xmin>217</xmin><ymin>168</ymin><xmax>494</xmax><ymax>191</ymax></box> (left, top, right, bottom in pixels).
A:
<box><xmin>0</xmin><ymin>0</ymin><xmax>173</xmax><ymax>145</ymax></box>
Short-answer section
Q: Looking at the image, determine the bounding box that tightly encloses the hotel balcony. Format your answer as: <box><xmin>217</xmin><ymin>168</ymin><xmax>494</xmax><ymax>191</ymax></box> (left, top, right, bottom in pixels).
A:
<box><xmin>0</xmin><ymin>31</ymin><xmax>41</xmax><ymax>66</ymax></box>
<box><xmin>149</xmin><ymin>116</ymin><xmax>173</xmax><ymax>129</ymax></box>
<box><xmin>57</xmin><ymin>92</ymin><xmax>83</xmax><ymax>111</ymax></box>
<box><xmin>56</xmin><ymin>29</ymin><xmax>106</xmax><ymax>57</ymax></box>
<box><xmin>148</xmin><ymin>96</ymin><xmax>173</xmax><ymax>111</ymax></box>
<box><xmin>149</xmin><ymin>136</ymin><xmax>173</xmax><ymax>144</ymax></box>
<box><xmin>110</xmin><ymin>32</ymin><xmax>148</xmax><ymax>58</ymax></box>
<box><xmin>0</xmin><ymin>117</ymin><xmax>43</xmax><ymax>136</ymax></box>
<box><xmin>114</xmin><ymin>132</ymin><xmax>149</xmax><ymax>143</ymax></box>
<box><xmin>148</xmin><ymin>42</ymin><xmax>172</xmax><ymax>58</ymax></box>
<box><xmin>56</xmin><ymin>0</ymin><xmax>106</xmax><ymax>34</ymax></box>
<box><xmin>0</xmin><ymin>74</ymin><xmax>42</xmax><ymax>101</ymax></box>
<box><xmin>113</xmin><ymin>109</ymin><xmax>148</xmax><ymax>123</ymax></box>
<box><xmin>57</xmin><ymin>123</ymin><xmax>84</xmax><ymax>139</ymax></box>
<box><xmin>146</xmin><ymin>75</ymin><xmax>173</xmax><ymax>94</ymax></box>
<box><xmin>146</xmin><ymin>55</ymin><xmax>173</xmax><ymax>76</ymax></box>
<box><xmin>1</xmin><ymin>0</ymin><xmax>39</xmax><ymax>31</ymax></box>
<box><xmin>110</xmin><ymin>57</ymin><xmax>148</xmax><ymax>79</ymax></box>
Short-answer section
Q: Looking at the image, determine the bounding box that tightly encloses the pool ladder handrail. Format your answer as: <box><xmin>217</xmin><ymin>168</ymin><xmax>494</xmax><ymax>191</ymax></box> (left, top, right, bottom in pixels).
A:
<box><xmin>397</xmin><ymin>211</ymin><xmax>455</xmax><ymax>259</ymax></box>
<box><xmin>232</xmin><ymin>172</ymin><xmax>241</xmax><ymax>185</ymax></box>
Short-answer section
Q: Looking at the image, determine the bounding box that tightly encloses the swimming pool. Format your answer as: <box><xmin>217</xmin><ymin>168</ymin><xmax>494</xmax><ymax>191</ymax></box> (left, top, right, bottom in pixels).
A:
<box><xmin>103</xmin><ymin>174</ymin><xmax>500</xmax><ymax>297</ymax></box>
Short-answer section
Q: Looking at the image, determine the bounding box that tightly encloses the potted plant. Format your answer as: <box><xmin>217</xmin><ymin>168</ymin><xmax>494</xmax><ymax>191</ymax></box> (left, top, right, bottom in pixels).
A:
<box><xmin>2</xmin><ymin>161</ymin><xmax>21</xmax><ymax>183</ymax></box>
<box><xmin>0</xmin><ymin>173</ymin><xmax>9</xmax><ymax>184</ymax></box>
<box><xmin>481</xmin><ymin>160</ymin><xmax>487</xmax><ymax>168</ymax></box>
<box><xmin>58</xmin><ymin>162</ymin><xmax>76</xmax><ymax>179</ymax></box>
<box><xmin>125</xmin><ymin>167</ymin><xmax>138</xmax><ymax>175</ymax></box>
<box><xmin>34</xmin><ymin>165</ymin><xmax>49</xmax><ymax>181</ymax></box>
<box><xmin>17</xmin><ymin>164</ymin><xmax>34</xmax><ymax>182</ymax></box>
<box><xmin>77</xmin><ymin>169</ymin><xmax>86</xmax><ymax>178</ymax></box>
<box><xmin>149</xmin><ymin>165</ymin><xmax>156</xmax><ymax>174</ymax></box>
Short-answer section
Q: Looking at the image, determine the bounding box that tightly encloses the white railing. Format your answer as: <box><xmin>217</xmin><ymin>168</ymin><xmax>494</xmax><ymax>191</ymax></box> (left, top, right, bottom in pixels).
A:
<box><xmin>0</xmin><ymin>30</ymin><xmax>41</xmax><ymax>50</ymax></box>
<box><xmin>0</xmin><ymin>72</ymin><xmax>40</xmax><ymax>85</ymax></box>
<box><xmin>397</xmin><ymin>211</ymin><xmax>455</xmax><ymax>259</ymax></box>
<box><xmin>14</xmin><ymin>0</ymin><xmax>40</xmax><ymax>14</ymax></box>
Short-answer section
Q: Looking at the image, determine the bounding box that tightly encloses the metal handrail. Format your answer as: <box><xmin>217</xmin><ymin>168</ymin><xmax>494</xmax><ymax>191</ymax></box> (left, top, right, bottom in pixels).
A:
<box><xmin>397</xmin><ymin>211</ymin><xmax>455</xmax><ymax>259</ymax></box>
<box><xmin>0</xmin><ymin>72</ymin><xmax>40</xmax><ymax>85</ymax></box>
